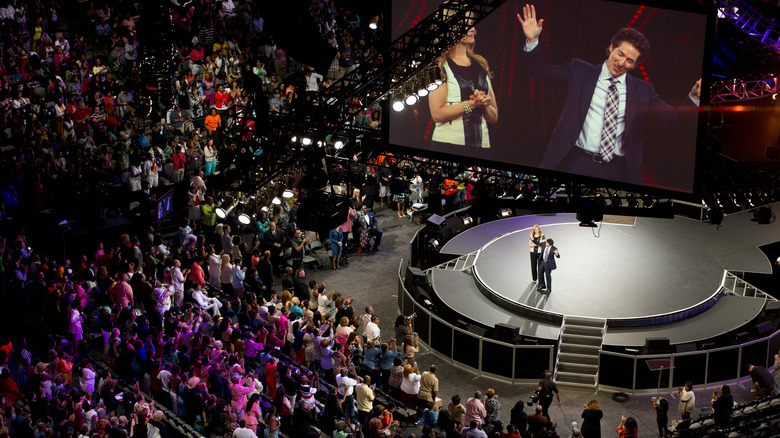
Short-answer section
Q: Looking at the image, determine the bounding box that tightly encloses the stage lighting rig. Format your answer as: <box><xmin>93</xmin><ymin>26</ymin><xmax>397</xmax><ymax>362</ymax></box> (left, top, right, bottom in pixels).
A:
<box><xmin>626</xmin><ymin>193</ymin><xmax>639</xmax><ymax>208</ymax></box>
<box><xmin>610</xmin><ymin>192</ymin><xmax>621</xmax><ymax>207</ymax></box>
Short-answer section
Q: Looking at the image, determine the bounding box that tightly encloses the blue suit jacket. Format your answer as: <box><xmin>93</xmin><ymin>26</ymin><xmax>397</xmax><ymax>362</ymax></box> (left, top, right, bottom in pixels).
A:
<box><xmin>366</xmin><ymin>212</ymin><xmax>378</xmax><ymax>230</ymax></box>
<box><xmin>526</xmin><ymin>46</ymin><xmax>684</xmax><ymax>186</ymax></box>
<box><xmin>541</xmin><ymin>245</ymin><xmax>560</xmax><ymax>270</ymax></box>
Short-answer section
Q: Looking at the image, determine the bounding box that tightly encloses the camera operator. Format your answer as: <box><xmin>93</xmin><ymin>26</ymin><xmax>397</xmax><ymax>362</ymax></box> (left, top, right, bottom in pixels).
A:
<box><xmin>536</xmin><ymin>370</ymin><xmax>561</xmax><ymax>421</ymax></box>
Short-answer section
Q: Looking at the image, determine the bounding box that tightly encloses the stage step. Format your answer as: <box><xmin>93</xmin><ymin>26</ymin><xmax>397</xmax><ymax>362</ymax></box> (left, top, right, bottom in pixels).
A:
<box><xmin>434</xmin><ymin>251</ymin><xmax>479</xmax><ymax>272</ymax></box>
<box><xmin>559</xmin><ymin>343</ymin><xmax>600</xmax><ymax>355</ymax></box>
<box><xmin>558</xmin><ymin>352</ymin><xmax>599</xmax><ymax>366</ymax></box>
<box><xmin>561</xmin><ymin>333</ymin><xmax>602</xmax><ymax>346</ymax></box>
<box><xmin>555</xmin><ymin>371</ymin><xmax>597</xmax><ymax>386</ymax></box>
<box><xmin>554</xmin><ymin>317</ymin><xmax>606</xmax><ymax>389</ymax></box>
<box><xmin>564</xmin><ymin>325</ymin><xmax>603</xmax><ymax>337</ymax></box>
<box><xmin>557</xmin><ymin>362</ymin><xmax>598</xmax><ymax>374</ymax></box>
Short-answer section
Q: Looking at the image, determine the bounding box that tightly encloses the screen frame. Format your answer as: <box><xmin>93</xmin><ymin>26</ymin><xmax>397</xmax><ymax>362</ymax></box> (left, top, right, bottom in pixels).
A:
<box><xmin>382</xmin><ymin>0</ymin><xmax>717</xmax><ymax>200</ymax></box>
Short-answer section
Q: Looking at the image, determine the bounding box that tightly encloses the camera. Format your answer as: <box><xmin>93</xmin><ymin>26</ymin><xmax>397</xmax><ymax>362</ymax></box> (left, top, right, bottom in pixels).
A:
<box><xmin>527</xmin><ymin>391</ymin><xmax>540</xmax><ymax>406</ymax></box>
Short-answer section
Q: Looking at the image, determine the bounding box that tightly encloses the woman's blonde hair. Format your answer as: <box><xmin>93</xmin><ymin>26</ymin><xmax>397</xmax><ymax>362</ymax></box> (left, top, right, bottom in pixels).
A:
<box><xmin>532</xmin><ymin>225</ymin><xmax>542</xmax><ymax>234</ymax></box>
<box><xmin>220</xmin><ymin>254</ymin><xmax>231</xmax><ymax>268</ymax></box>
<box><xmin>403</xmin><ymin>363</ymin><xmax>414</xmax><ymax>377</ymax></box>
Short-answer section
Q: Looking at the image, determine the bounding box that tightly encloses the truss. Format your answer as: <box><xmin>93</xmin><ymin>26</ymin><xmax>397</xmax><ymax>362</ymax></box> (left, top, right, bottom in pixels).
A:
<box><xmin>717</xmin><ymin>0</ymin><xmax>780</xmax><ymax>52</ymax></box>
<box><xmin>710</xmin><ymin>74</ymin><xmax>778</xmax><ymax>102</ymax></box>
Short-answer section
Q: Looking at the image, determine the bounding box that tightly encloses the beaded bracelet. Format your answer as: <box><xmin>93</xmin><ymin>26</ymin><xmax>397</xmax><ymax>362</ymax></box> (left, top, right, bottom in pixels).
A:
<box><xmin>462</xmin><ymin>101</ymin><xmax>472</xmax><ymax>114</ymax></box>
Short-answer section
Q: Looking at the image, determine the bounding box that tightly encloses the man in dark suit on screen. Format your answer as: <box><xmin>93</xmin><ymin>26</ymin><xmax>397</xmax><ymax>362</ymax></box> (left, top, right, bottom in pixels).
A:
<box><xmin>535</xmin><ymin>238</ymin><xmax>559</xmax><ymax>294</ymax></box>
<box><xmin>517</xmin><ymin>4</ymin><xmax>701</xmax><ymax>186</ymax></box>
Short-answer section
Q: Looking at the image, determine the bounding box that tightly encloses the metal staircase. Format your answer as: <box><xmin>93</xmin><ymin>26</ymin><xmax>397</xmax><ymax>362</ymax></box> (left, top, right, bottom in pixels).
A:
<box><xmin>554</xmin><ymin>316</ymin><xmax>606</xmax><ymax>388</ymax></box>
<box><xmin>430</xmin><ymin>251</ymin><xmax>479</xmax><ymax>273</ymax></box>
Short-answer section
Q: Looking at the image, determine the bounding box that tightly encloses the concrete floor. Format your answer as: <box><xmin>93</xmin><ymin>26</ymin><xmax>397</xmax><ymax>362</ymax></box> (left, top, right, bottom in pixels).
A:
<box><xmin>313</xmin><ymin>205</ymin><xmax>757</xmax><ymax>438</ymax></box>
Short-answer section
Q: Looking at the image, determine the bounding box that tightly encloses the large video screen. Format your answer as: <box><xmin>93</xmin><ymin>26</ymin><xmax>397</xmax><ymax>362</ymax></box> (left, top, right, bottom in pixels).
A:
<box><xmin>389</xmin><ymin>0</ymin><xmax>710</xmax><ymax>194</ymax></box>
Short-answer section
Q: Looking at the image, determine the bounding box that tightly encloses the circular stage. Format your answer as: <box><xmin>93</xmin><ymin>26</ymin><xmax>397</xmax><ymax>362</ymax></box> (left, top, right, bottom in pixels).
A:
<box><xmin>447</xmin><ymin>214</ymin><xmax>729</xmax><ymax>320</ymax></box>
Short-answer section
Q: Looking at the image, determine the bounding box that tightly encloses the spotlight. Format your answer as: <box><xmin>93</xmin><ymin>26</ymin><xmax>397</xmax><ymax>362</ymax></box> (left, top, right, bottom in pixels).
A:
<box><xmin>261</xmin><ymin>206</ymin><xmax>269</xmax><ymax>212</ymax></box>
<box><xmin>238</xmin><ymin>213</ymin><xmax>251</xmax><ymax>225</ymax></box>
<box><xmin>272</xmin><ymin>197</ymin><xmax>282</xmax><ymax>205</ymax></box>
<box><xmin>626</xmin><ymin>193</ymin><xmax>639</xmax><ymax>208</ymax></box>
<box><xmin>499</xmin><ymin>208</ymin><xmax>512</xmax><ymax>218</ymax></box>
<box><xmin>369</xmin><ymin>22</ymin><xmax>377</xmax><ymax>30</ymax></box>
<box><xmin>392</xmin><ymin>92</ymin><xmax>405</xmax><ymax>112</ymax></box>
<box><xmin>291</xmin><ymin>136</ymin><xmax>297</xmax><ymax>143</ymax></box>
<box><xmin>433</xmin><ymin>66</ymin><xmax>443</xmax><ymax>85</ymax></box>
<box><xmin>302</xmin><ymin>137</ymin><xmax>313</xmax><ymax>146</ymax></box>
<box><xmin>428</xmin><ymin>238</ymin><xmax>440</xmax><ymax>251</ymax></box>
<box><xmin>405</xmin><ymin>92</ymin><xmax>419</xmax><ymax>106</ymax></box>
<box><xmin>368</xmin><ymin>16</ymin><xmax>379</xmax><ymax>30</ymax></box>
<box><xmin>461</xmin><ymin>216</ymin><xmax>473</xmax><ymax>227</ymax></box>
<box><xmin>610</xmin><ymin>193</ymin><xmax>621</xmax><ymax>207</ymax></box>
<box><xmin>283</xmin><ymin>189</ymin><xmax>295</xmax><ymax>199</ymax></box>
<box><xmin>215</xmin><ymin>197</ymin><xmax>236</xmax><ymax>220</ymax></box>
<box><xmin>416</xmin><ymin>81</ymin><xmax>429</xmax><ymax>98</ymax></box>
<box><xmin>334</xmin><ymin>140</ymin><xmax>345</xmax><ymax>150</ymax></box>
<box><xmin>317</xmin><ymin>140</ymin><xmax>324</xmax><ymax>147</ymax></box>
<box><xmin>642</xmin><ymin>195</ymin><xmax>654</xmax><ymax>208</ymax></box>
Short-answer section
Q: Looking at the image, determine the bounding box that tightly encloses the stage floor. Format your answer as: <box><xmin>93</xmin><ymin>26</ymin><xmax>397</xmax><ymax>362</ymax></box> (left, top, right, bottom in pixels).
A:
<box><xmin>430</xmin><ymin>207</ymin><xmax>780</xmax><ymax>343</ymax></box>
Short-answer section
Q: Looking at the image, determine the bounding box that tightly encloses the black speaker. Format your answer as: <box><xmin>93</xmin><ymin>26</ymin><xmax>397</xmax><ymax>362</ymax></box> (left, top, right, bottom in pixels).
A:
<box><xmin>675</xmin><ymin>343</ymin><xmax>698</xmax><ymax>353</ymax></box>
<box><xmin>445</xmin><ymin>215</ymin><xmax>466</xmax><ymax>236</ymax></box>
<box><xmin>494</xmin><ymin>323</ymin><xmax>520</xmax><ymax>342</ymax></box>
<box><xmin>405</xmin><ymin>267</ymin><xmax>428</xmax><ymax>292</ymax></box>
<box><xmin>750</xmin><ymin>321</ymin><xmax>774</xmax><ymax>338</ymax></box>
<box><xmin>427</xmin><ymin>214</ymin><xmax>446</xmax><ymax>227</ymax></box>
<box><xmin>765</xmin><ymin>302</ymin><xmax>780</xmax><ymax>318</ymax></box>
<box><xmin>644</xmin><ymin>337</ymin><xmax>671</xmax><ymax>354</ymax></box>
<box><xmin>468</xmin><ymin>325</ymin><xmax>487</xmax><ymax>337</ymax></box>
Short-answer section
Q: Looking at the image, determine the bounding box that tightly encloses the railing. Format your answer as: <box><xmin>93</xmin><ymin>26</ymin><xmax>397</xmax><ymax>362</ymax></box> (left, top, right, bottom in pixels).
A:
<box><xmin>398</xmin><ymin>259</ymin><xmax>555</xmax><ymax>384</ymax></box>
<box><xmin>724</xmin><ymin>271</ymin><xmax>778</xmax><ymax>301</ymax></box>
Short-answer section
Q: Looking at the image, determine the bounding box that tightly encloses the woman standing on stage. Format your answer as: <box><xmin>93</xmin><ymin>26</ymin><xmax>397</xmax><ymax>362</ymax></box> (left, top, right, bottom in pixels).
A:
<box><xmin>529</xmin><ymin>224</ymin><xmax>544</xmax><ymax>282</ymax></box>
<box><xmin>429</xmin><ymin>26</ymin><xmax>498</xmax><ymax>149</ymax></box>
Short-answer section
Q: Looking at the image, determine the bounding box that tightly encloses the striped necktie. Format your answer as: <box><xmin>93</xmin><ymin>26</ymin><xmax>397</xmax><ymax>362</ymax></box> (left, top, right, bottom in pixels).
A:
<box><xmin>599</xmin><ymin>78</ymin><xmax>619</xmax><ymax>163</ymax></box>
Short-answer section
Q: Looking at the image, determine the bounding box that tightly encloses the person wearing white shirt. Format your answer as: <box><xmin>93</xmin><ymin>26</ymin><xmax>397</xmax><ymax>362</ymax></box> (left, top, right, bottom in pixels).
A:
<box><xmin>359</xmin><ymin>307</ymin><xmax>373</xmax><ymax>337</ymax></box>
<box><xmin>232</xmin><ymin>422</ymin><xmax>257</xmax><ymax>438</ymax></box>
<box><xmin>364</xmin><ymin>316</ymin><xmax>381</xmax><ymax>343</ymax></box>
<box><xmin>335</xmin><ymin>366</ymin><xmax>359</xmax><ymax>419</ymax></box>
<box><xmin>192</xmin><ymin>284</ymin><xmax>222</xmax><ymax>316</ymax></box>
<box><xmin>172</xmin><ymin>260</ymin><xmax>186</xmax><ymax>308</ymax></box>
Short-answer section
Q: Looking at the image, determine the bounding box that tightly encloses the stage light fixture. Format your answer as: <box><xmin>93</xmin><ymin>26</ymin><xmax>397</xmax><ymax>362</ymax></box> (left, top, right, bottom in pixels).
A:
<box><xmin>499</xmin><ymin>208</ymin><xmax>512</xmax><ymax>218</ymax></box>
<box><xmin>261</xmin><ymin>206</ymin><xmax>269</xmax><ymax>212</ymax></box>
<box><xmin>272</xmin><ymin>197</ymin><xmax>282</xmax><ymax>205</ymax></box>
<box><xmin>461</xmin><ymin>216</ymin><xmax>473</xmax><ymax>227</ymax></box>
<box><xmin>594</xmin><ymin>193</ymin><xmax>606</xmax><ymax>207</ymax></box>
<box><xmin>626</xmin><ymin>193</ymin><xmax>638</xmax><ymax>208</ymax></box>
<box><xmin>282</xmin><ymin>189</ymin><xmax>295</xmax><ymax>199</ymax></box>
<box><xmin>317</xmin><ymin>140</ymin><xmax>324</xmax><ymax>147</ymax></box>
<box><xmin>642</xmin><ymin>195</ymin><xmax>654</xmax><ymax>208</ymax></box>
<box><xmin>368</xmin><ymin>16</ymin><xmax>378</xmax><ymax>30</ymax></box>
<box><xmin>416</xmin><ymin>77</ymin><xmax>429</xmax><ymax>98</ymax></box>
<box><xmin>428</xmin><ymin>238</ymin><xmax>440</xmax><ymax>251</ymax></box>
<box><xmin>238</xmin><ymin>213</ymin><xmax>251</xmax><ymax>225</ymax></box>
<box><xmin>425</xmin><ymin>68</ymin><xmax>439</xmax><ymax>91</ymax></box>
<box><xmin>433</xmin><ymin>66</ymin><xmax>443</xmax><ymax>85</ymax></box>
<box><xmin>334</xmin><ymin>140</ymin><xmax>345</xmax><ymax>150</ymax></box>
<box><xmin>215</xmin><ymin>197</ymin><xmax>236</xmax><ymax>220</ymax></box>
<box><xmin>405</xmin><ymin>91</ymin><xmax>419</xmax><ymax>106</ymax></box>
<box><xmin>610</xmin><ymin>193</ymin><xmax>621</xmax><ymax>207</ymax></box>
<box><xmin>392</xmin><ymin>92</ymin><xmax>405</xmax><ymax>112</ymax></box>
<box><xmin>291</xmin><ymin>136</ymin><xmax>298</xmax><ymax>143</ymax></box>
<box><xmin>301</xmin><ymin>137</ymin><xmax>313</xmax><ymax>146</ymax></box>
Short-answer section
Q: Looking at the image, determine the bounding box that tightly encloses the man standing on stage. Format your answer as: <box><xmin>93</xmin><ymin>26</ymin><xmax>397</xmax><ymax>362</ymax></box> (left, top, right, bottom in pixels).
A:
<box><xmin>536</xmin><ymin>238</ymin><xmax>559</xmax><ymax>294</ymax></box>
<box><xmin>536</xmin><ymin>370</ymin><xmax>561</xmax><ymax>422</ymax></box>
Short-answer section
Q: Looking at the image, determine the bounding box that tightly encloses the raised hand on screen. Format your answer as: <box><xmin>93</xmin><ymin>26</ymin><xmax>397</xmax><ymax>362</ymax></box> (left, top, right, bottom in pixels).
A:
<box><xmin>517</xmin><ymin>4</ymin><xmax>544</xmax><ymax>44</ymax></box>
<box><xmin>689</xmin><ymin>78</ymin><xmax>702</xmax><ymax>101</ymax></box>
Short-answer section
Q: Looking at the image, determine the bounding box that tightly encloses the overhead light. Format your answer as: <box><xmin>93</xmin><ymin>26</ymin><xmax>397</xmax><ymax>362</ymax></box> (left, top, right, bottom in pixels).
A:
<box><xmin>416</xmin><ymin>78</ymin><xmax>429</xmax><ymax>97</ymax></box>
<box><xmin>392</xmin><ymin>91</ymin><xmax>405</xmax><ymax>112</ymax></box>
<box><xmin>272</xmin><ymin>197</ymin><xmax>282</xmax><ymax>205</ymax></box>
<box><xmin>215</xmin><ymin>197</ymin><xmax>236</xmax><ymax>220</ymax></box>
<box><xmin>369</xmin><ymin>22</ymin><xmax>377</xmax><ymax>30</ymax></box>
<box><xmin>261</xmin><ymin>206</ymin><xmax>269</xmax><ymax>212</ymax></box>
<box><xmin>405</xmin><ymin>92</ymin><xmax>418</xmax><ymax>106</ymax></box>
<box><xmin>334</xmin><ymin>140</ymin><xmax>345</xmax><ymax>150</ymax></box>
<box><xmin>368</xmin><ymin>15</ymin><xmax>379</xmax><ymax>30</ymax></box>
<box><xmin>301</xmin><ymin>137</ymin><xmax>312</xmax><ymax>146</ymax></box>
<box><xmin>461</xmin><ymin>216</ymin><xmax>473</xmax><ymax>227</ymax></box>
<box><xmin>610</xmin><ymin>193</ymin><xmax>621</xmax><ymax>207</ymax></box>
<box><xmin>282</xmin><ymin>189</ymin><xmax>295</xmax><ymax>199</ymax></box>
<box><xmin>426</xmin><ymin>67</ymin><xmax>439</xmax><ymax>91</ymax></box>
<box><xmin>291</xmin><ymin>136</ymin><xmax>297</xmax><ymax>143</ymax></box>
<box><xmin>428</xmin><ymin>238</ymin><xmax>440</xmax><ymax>251</ymax></box>
<box><xmin>238</xmin><ymin>213</ymin><xmax>251</xmax><ymax>225</ymax></box>
<box><xmin>499</xmin><ymin>208</ymin><xmax>512</xmax><ymax>218</ymax></box>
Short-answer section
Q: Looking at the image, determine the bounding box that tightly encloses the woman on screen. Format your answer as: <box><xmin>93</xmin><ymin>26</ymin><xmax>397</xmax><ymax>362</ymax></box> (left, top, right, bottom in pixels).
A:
<box><xmin>429</xmin><ymin>27</ymin><xmax>498</xmax><ymax>149</ymax></box>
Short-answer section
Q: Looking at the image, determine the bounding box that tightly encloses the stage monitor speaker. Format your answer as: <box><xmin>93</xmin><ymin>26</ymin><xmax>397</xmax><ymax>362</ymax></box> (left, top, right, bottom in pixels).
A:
<box><xmin>765</xmin><ymin>302</ymin><xmax>780</xmax><ymax>318</ymax></box>
<box><xmin>675</xmin><ymin>342</ymin><xmax>698</xmax><ymax>353</ymax></box>
<box><xmin>750</xmin><ymin>321</ymin><xmax>774</xmax><ymax>338</ymax></box>
<box><xmin>405</xmin><ymin>267</ymin><xmax>428</xmax><ymax>292</ymax></box>
<box><xmin>494</xmin><ymin>323</ymin><xmax>520</xmax><ymax>342</ymax></box>
<box><xmin>445</xmin><ymin>215</ymin><xmax>466</xmax><ymax>236</ymax></box>
<box><xmin>468</xmin><ymin>325</ymin><xmax>487</xmax><ymax>337</ymax></box>
<box><xmin>427</xmin><ymin>214</ymin><xmax>446</xmax><ymax>227</ymax></box>
<box><xmin>644</xmin><ymin>337</ymin><xmax>671</xmax><ymax>354</ymax></box>
<box><xmin>735</xmin><ymin>332</ymin><xmax>749</xmax><ymax>344</ymax></box>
